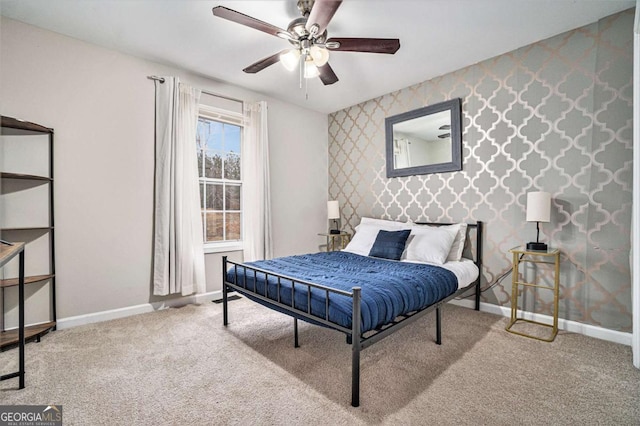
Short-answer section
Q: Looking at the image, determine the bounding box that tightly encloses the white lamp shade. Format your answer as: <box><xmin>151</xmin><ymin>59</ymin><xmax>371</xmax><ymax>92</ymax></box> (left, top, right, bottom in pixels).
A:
<box><xmin>280</xmin><ymin>49</ymin><xmax>300</xmax><ymax>71</ymax></box>
<box><xmin>327</xmin><ymin>200</ymin><xmax>340</xmax><ymax>219</ymax></box>
<box><xmin>310</xmin><ymin>45</ymin><xmax>330</xmax><ymax>66</ymax></box>
<box><xmin>304</xmin><ymin>59</ymin><xmax>319</xmax><ymax>79</ymax></box>
<box><xmin>526</xmin><ymin>191</ymin><xmax>551</xmax><ymax>222</ymax></box>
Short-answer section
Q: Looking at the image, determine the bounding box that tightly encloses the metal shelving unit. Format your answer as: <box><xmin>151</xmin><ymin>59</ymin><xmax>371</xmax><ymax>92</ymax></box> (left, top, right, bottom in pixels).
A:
<box><xmin>0</xmin><ymin>115</ymin><xmax>56</xmax><ymax>351</ymax></box>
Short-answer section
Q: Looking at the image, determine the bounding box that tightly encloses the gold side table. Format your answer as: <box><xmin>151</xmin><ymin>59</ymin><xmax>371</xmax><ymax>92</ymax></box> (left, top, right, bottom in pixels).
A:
<box><xmin>506</xmin><ymin>246</ymin><xmax>560</xmax><ymax>342</ymax></box>
<box><xmin>318</xmin><ymin>232</ymin><xmax>351</xmax><ymax>252</ymax></box>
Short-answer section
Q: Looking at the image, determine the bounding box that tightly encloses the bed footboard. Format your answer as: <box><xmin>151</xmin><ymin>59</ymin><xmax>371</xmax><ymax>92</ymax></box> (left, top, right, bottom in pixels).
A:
<box><xmin>222</xmin><ymin>256</ymin><xmax>363</xmax><ymax>406</ymax></box>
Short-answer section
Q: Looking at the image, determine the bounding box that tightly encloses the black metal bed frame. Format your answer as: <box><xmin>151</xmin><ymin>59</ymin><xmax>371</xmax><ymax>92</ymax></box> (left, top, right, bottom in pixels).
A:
<box><xmin>221</xmin><ymin>221</ymin><xmax>483</xmax><ymax>407</ymax></box>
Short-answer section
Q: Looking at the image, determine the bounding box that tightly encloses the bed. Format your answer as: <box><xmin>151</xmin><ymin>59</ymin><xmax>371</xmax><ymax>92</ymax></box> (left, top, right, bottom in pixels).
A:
<box><xmin>221</xmin><ymin>220</ymin><xmax>483</xmax><ymax>407</ymax></box>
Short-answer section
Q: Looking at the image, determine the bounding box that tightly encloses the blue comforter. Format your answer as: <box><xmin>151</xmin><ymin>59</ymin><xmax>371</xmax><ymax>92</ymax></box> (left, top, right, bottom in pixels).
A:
<box><xmin>225</xmin><ymin>251</ymin><xmax>458</xmax><ymax>334</ymax></box>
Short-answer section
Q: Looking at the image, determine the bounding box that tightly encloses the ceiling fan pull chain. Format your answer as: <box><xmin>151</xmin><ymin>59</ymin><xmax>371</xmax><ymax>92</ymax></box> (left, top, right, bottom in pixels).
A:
<box><xmin>305</xmin><ymin>74</ymin><xmax>309</xmax><ymax>100</ymax></box>
<box><xmin>299</xmin><ymin>52</ymin><xmax>304</xmax><ymax>89</ymax></box>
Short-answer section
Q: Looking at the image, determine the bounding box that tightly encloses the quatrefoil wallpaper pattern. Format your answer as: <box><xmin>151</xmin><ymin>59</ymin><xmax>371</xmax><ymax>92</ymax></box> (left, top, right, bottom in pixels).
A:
<box><xmin>328</xmin><ymin>10</ymin><xmax>633</xmax><ymax>331</ymax></box>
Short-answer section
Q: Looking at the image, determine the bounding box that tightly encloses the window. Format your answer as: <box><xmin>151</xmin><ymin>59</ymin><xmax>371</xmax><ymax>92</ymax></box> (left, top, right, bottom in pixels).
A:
<box><xmin>196</xmin><ymin>105</ymin><xmax>243</xmax><ymax>249</ymax></box>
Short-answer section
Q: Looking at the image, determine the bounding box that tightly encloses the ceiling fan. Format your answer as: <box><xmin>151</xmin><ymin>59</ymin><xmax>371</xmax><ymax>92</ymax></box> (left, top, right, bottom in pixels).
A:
<box><xmin>212</xmin><ymin>0</ymin><xmax>400</xmax><ymax>86</ymax></box>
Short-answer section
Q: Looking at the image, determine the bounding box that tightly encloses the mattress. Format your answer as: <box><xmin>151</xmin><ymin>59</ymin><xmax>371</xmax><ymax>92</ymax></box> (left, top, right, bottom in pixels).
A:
<box><xmin>403</xmin><ymin>257</ymin><xmax>479</xmax><ymax>290</ymax></box>
<box><xmin>225</xmin><ymin>251</ymin><xmax>469</xmax><ymax>333</ymax></box>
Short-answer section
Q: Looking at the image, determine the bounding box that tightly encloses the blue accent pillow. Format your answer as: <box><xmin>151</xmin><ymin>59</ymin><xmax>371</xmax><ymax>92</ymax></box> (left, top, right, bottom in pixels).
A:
<box><xmin>368</xmin><ymin>229</ymin><xmax>411</xmax><ymax>260</ymax></box>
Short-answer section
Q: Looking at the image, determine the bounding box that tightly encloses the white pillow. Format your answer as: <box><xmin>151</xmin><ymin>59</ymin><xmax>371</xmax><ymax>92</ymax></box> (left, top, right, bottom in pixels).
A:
<box><xmin>447</xmin><ymin>223</ymin><xmax>468</xmax><ymax>262</ymax></box>
<box><xmin>344</xmin><ymin>222</ymin><xmax>408</xmax><ymax>256</ymax></box>
<box><xmin>402</xmin><ymin>225</ymin><xmax>457</xmax><ymax>265</ymax></box>
<box><xmin>408</xmin><ymin>222</ymin><xmax>468</xmax><ymax>262</ymax></box>
<box><xmin>356</xmin><ymin>217</ymin><xmax>405</xmax><ymax>231</ymax></box>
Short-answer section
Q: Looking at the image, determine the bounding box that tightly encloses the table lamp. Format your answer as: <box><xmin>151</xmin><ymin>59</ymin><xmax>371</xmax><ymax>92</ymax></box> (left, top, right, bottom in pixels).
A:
<box><xmin>526</xmin><ymin>191</ymin><xmax>551</xmax><ymax>251</ymax></box>
<box><xmin>327</xmin><ymin>200</ymin><xmax>340</xmax><ymax>234</ymax></box>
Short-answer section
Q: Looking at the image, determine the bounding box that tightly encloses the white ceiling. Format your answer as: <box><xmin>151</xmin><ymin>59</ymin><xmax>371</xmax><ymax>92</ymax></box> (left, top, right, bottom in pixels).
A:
<box><xmin>0</xmin><ymin>0</ymin><xmax>635</xmax><ymax>114</ymax></box>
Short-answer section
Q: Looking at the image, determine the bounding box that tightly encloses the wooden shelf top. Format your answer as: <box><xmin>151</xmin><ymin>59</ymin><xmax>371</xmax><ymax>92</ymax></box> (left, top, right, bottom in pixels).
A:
<box><xmin>0</xmin><ymin>242</ymin><xmax>25</xmax><ymax>268</ymax></box>
<box><xmin>1</xmin><ymin>116</ymin><xmax>53</xmax><ymax>135</ymax></box>
<box><xmin>0</xmin><ymin>274</ymin><xmax>54</xmax><ymax>289</ymax></box>
<box><xmin>0</xmin><ymin>172</ymin><xmax>52</xmax><ymax>182</ymax></box>
<box><xmin>0</xmin><ymin>322</ymin><xmax>56</xmax><ymax>349</ymax></box>
<box><xmin>1</xmin><ymin>226</ymin><xmax>53</xmax><ymax>232</ymax></box>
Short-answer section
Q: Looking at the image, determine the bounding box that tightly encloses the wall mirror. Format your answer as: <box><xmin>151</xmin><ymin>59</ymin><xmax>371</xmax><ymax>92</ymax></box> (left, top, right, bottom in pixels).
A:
<box><xmin>385</xmin><ymin>98</ymin><xmax>462</xmax><ymax>178</ymax></box>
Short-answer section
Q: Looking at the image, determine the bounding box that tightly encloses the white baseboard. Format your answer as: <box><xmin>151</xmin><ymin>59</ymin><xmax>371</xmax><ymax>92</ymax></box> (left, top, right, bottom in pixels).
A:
<box><xmin>57</xmin><ymin>292</ymin><xmax>631</xmax><ymax>347</ymax></box>
<box><xmin>57</xmin><ymin>290</ymin><xmax>222</xmax><ymax>330</ymax></box>
<box><xmin>449</xmin><ymin>299</ymin><xmax>632</xmax><ymax>346</ymax></box>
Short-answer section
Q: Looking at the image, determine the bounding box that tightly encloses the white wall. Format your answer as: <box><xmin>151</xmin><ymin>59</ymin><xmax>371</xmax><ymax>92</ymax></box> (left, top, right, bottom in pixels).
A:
<box><xmin>633</xmin><ymin>0</ymin><xmax>639</xmax><ymax>368</ymax></box>
<box><xmin>0</xmin><ymin>17</ymin><xmax>328</xmax><ymax>324</ymax></box>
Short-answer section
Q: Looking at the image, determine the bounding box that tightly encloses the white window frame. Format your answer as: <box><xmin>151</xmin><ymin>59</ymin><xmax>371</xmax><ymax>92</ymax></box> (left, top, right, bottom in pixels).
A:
<box><xmin>198</xmin><ymin>105</ymin><xmax>244</xmax><ymax>254</ymax></box>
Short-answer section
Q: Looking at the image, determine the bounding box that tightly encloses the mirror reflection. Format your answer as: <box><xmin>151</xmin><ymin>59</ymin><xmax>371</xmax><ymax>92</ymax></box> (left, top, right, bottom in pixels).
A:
<box><xmin>392</xmin><ymin>110</ymin><xmax>452</xmax><ymax>168</ymax></box>
<box><xmin>385</xmin><ymin>98</ymin><xmax>462</xmax><ymax>178</ymax></box>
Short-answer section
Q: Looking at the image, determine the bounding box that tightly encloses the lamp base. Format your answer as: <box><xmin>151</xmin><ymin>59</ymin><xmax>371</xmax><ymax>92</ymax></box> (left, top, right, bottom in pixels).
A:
<box><xmin>330</xmin><ymin>229</ymin><xmax>341</xmax><ymax>235</ymax></box>
<box><xmin>526</xmin><ymin>242</ymin><xmax>548</xmax><ymax>251</ymax></box>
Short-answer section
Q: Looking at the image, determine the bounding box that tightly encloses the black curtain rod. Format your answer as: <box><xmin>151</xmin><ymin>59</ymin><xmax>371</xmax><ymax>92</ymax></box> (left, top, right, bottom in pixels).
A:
<box><xmin>147</xmin><ymin>75</ymin><xmax>243</xmax><ymax>105</ymax></box>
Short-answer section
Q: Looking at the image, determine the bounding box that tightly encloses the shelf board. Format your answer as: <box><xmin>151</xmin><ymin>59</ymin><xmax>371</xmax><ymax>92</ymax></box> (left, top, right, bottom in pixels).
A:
<box><xmin>1</xmin><ymin>116</ymin><xmax>53</xmax><ymax>135</ymax></box>
<box><xmin>0</xmin><ymin>172</ymin><xmax>52</xmax><ymax>181</ymax></box>
<box><xmin>0</xmin><ymin>226</ymin><xmax>53</xmax><ymax>232</ymax></box>
<box><xmin>0</xmin><ymin>243</ymin><xmax>25</xmax><ymax>268</ymax></box>
<box><xmin>0</xmin><ymin>274</ymin><xmax>54</xmax><ymax>289</ymax></box>
<box><xmin>0</xmin><ymin>321</ymin><xmax>55</xmax><ymax>349</ymax></box>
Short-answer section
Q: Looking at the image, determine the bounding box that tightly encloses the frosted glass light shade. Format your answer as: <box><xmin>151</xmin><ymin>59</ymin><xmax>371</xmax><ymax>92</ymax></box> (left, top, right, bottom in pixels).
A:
<box><xmin>310</xmin><ymin>45</ymin><xmax>330</xmax><ymax>66</ymax></box>
<box><xmin>526</xmin><ymin>191</ymin><xmax>551</xmax><ymax>222</ymax></box>
<box><xmin>304</xmin><ymin>60</ymin><xmax>319</xmax><ymax>79</ymax></box>
<box><xmin>327</xmin><ymin>200</ymin><xmax>340</xmax><ymax>219</ymax></box>
<box><xmin>280</xmin><ymin>49</ymin><xmax>300</xmax><ymax>71</ymax></box>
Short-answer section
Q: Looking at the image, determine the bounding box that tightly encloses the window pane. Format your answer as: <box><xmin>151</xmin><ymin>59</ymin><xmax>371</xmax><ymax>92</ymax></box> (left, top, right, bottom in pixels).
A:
<box><xmin>226</xmin><ymin>212</ymin><xmax>241</xmax><ymax>240</ymax></box>
<box><xmin>205</xmin><ymin>151</ymin><xmax>222</xmax><ymax>179</ymax></box>
<box><xmin>197</xmin><ymin>150</ymin><xmax>204</xmax><ymax>177</ymax></box>
<box><xmin>198</xmin><ymin>113</ymin><xmax>243</xmax><ymax>245</ymax></box>
<box><xmin>206</xmin><ymin>183</ymin><xmax>223</xmax><ymax>210</ymax></box>
<box><xmin>224</xmin><ymin>152</ymin><xmax>241</xmax><ymax>180</ymax></box>
<box><xmin>225</xmin><ymin>185</ymin><xmax>241</xmax><ymax>210</ymax></box>
<box><xmin>225</xmin><ymin>124</ymin><xmax>241</xmax><ymax>153</ymax></box>
<box><xmin>206</xmin><ymin>121</ymin><xmax>224</xmax><ymax>151</ymax></box>
<box><xmin>196</xmin><ymin>120</ymin><xmax>207</xmax><ymax>151</ymax></box>
<box><xmin>205</xmin><ymin>212</ymin><xmax>224</xmax><ymax>242</ymax></box>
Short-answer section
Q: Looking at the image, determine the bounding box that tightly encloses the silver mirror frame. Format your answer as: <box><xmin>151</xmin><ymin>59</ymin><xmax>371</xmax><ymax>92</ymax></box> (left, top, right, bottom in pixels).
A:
<box><xmin>385</xmin><ymin>98</ymin><xmax>462</xmax><ymax>178</ymax></box>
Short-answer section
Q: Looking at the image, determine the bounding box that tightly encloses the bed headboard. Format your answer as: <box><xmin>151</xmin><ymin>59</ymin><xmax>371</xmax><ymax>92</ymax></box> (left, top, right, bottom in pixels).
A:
<box><xmin>414</xmin><ymin>221</ymin><xmax>483</xmax><ymax>309</ymax></box>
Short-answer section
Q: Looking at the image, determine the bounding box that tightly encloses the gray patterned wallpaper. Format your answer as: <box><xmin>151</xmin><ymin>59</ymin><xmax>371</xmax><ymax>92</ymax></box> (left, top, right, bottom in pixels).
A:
<box><xmin>328</xmin><ymin>10</ymin><xmax>633</xmax><ymax>331</ymax></box>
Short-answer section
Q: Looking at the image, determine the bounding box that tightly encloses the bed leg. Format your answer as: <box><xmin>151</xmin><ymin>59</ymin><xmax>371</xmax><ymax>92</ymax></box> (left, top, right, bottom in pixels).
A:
<box><xmin>351</xmin><ymin>287</ymin><xmax>362</xmax><ymax>407</ymax></box>
<box><xmin>436</xmin><ymin>306</ymin><xmax>442</xmax><ymax>345</ymax></box>
<box><xmin>222</xmin><ymin>256</ymin><xmax>228</xmax><ymax>326</ymax></box>
<box><xmin>475</xmin><ymin>221</ymin><xmax>482</xmax><ymax>312</ymax></box>
<box><xmin>294</xmin><ymin>318</ymin><xmax>299</xmax><ymax>348</ymax></box>
<box><xmin>352</xmin><ymin>341</ymin><xmax>360</xmax><ymax>407</ymax></box>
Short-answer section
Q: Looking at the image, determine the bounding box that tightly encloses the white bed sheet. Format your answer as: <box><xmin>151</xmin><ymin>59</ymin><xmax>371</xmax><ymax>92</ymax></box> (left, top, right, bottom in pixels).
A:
<box><xmin>401</xmin><ymin>258</ymin><xmax>479</xmax><ymax>289</ymax></box>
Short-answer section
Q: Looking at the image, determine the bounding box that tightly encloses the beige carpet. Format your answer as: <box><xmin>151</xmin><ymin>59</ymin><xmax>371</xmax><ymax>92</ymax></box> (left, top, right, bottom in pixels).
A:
<box><xmin>1</xmin><ymin>297</ymin><xmax>638</xmax><ymax>425</ymax></box>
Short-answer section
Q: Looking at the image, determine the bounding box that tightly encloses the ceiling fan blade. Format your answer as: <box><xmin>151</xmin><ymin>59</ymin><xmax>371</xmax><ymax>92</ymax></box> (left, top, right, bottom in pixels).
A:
<box><xmin>318</xmin><ymin>63</ymin><xmax>339</xmax><ymax>85</ymax></box>
<box><xmin>326</xmin><ymin>38</ymin><xmax>400</xmax><ymax>54</ymax></box>
<box><xmin>243</xmin><ymin>50</ymin><xmax>288</xmax><ymax>74</ymax></box>
<box><xmin>306</xmin><ymin>0</ymin><xmax>342</xmax><ymax>35</ymax></box>
<box><xmin>213</xmin><ymin>6</ymin><xmax>289</xmax><ymax>38</ymax></box>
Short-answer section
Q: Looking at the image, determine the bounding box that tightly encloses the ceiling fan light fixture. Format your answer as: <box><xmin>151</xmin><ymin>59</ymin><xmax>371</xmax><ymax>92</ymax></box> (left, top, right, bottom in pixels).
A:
<box><xmin>280</xmin><ymin>49</ymin><xmax>301</xmax><ymax>71</ymax></box>
<box><xmin>304</xmin><ymin>59</ymin><xmax>320</xmax><ymax>79</ymax></box>
<box><xmin>212</xmin><ymin>1</ymin><xmax>400</xmax><ymax>88</ymax></box>
<box><xmin>310</xmin><ymin>45</ymin><xmax>330</xmax><ymax>66</ymax></box>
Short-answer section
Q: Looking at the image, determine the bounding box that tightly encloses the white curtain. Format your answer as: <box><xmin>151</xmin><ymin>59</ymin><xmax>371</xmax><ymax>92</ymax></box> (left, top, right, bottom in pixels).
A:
<box><xmin>153</xmin><ymin>77</ymin><xmax>206</xmax><ymax>296</ymax></box>
<box><xmin>243</xmin><ymin>101</ymin><xmax>273</xmax><ymax>261</ymax></box>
